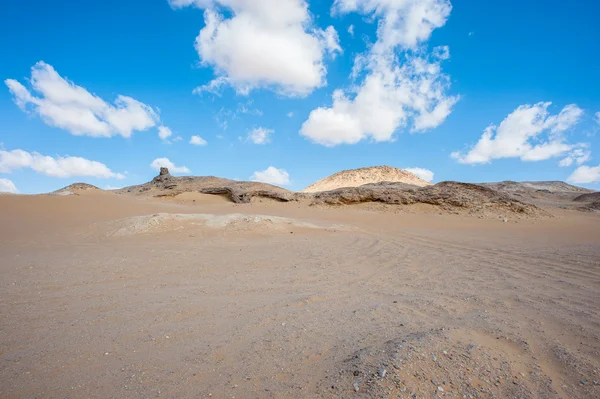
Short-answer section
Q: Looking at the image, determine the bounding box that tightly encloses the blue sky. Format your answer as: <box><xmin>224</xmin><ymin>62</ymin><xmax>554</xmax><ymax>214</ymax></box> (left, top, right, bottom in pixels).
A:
<box><xmin>1</xmin><ymin>0</ymin><xmax>599</xmax><ymax>194</ymax></box>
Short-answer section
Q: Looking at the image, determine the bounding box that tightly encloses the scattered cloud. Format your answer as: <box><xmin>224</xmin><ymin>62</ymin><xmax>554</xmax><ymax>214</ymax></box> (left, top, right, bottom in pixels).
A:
<box><xmin>595</xmin><ymin>112</ymin><xmax>600</xmax><ymax>125</ymax></box>
<box><xmin>0</xmin><ymin>178</ymin><xmax>18</xmax><ymax>194</ymax></box>
<box><xmin>559</xmin><ymin>147</ymin><xmax>591</xmax><ymax>167</ymax></box>
<box><xmin>468</xmin><ymin>31</ymin><xmax>474</xmax><ymax>36</ymax></box>
<box><xmin>301</xmin><ymin>0</ymin><xmax>457</xmax><ymax>146</ymax></box>
<box><xmin>5</xmin><ymin>62</ymin><xmax>161</xmax><ymax>138</ymax></box>
<box><xmin>348</xmin><ymin>24</ymin><xmax>354</xmax><ymax>36</ymax></box>
<box><xmin>104</xmin><ymin>185</ymin><xmax>123</xmax><ymax>190</ymax></box>
<box><xmin>150</xmin><ymin>158</ymin><xmax>190</xmax><ymax>174</ymax></box>
<box><xmin>404</xmin><ymin>167</ymin><xmax>434</xmax><ymax>182</ymax></box>
<box><xmin>190</xmin><ymin>135</ymin><xmax>208</xmax><ymax>146</ymax></box>
<box><xmin>287</xmin><ymin>112</ymin><xmax>294</xmax><ymax>118</ymax></box>
<box><xmin>567</xmin><ymin>165</ymin><xmax>600</xmax><ymax>184</ymax></box>
<box><xmin>247</xmin><ymin>127</ymin><xmax>274</xmax><ymax>144</ymax></box>
<box><xmin>451</xmin><ymin>103</ymin><xmax>585</xmax><ymax>165</ymax></box>
<box><xmin>237</xmin><ymin>101</ymin><xmax>263</xmax><ymax>116</ymax></box>
<box><xmin>0</xmin><ymin>149</ymin><xmax>125</xmax><ymax>179</ymax></box>
<box><xmin>171</xmin><ymin>0</ymin><xmax>341</xmax><ymax>96</ymax></box>
<box><xmin>214</xmin><ymin>102</ymin><xmax>262</xmax><ymax>130</ymax></box>
<box><xmin>158</xmin><ymin>126</ymin><xmax>173</xmax><ymax>140</ymax></box>
<box><xmin>250</xmin><ymin>166</ymin><xmax>291</xmax><ymax>186</ymax></box>
<box><xmin>193</xmin><ymin>76</ymin><xmax>228</xmax><ymax>96</ymax></box>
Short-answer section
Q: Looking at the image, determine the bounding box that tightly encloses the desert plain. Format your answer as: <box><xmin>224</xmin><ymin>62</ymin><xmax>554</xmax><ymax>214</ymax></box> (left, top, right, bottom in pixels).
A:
<box><xmin>1</xmin><ymin>168</ymin><xmax>599</xmax><ymax>398</ymax></box>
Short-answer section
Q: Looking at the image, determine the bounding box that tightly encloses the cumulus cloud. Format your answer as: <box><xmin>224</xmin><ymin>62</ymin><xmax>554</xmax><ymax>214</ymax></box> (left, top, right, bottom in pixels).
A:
<box><xmin>190</xmin><ymin>135</ymin><xmax>208</xmax><ymax>146</ymax></box>
<box><xmin>158</xmin><ymin>126</ymin><xmax>173</xmax><ymax>140</ymax></box>
<box><xmin>250</xmin><ymin>166</ymin><xmax>291</xmax><ymax>186</ymax></box>
<box><xmin>170</xmin><ymin>0</ymin><xmax>341</xmax><ymax>96</ymax></box>
<box><xmin>0</xmin><ymin>149</ymin><xmax>125</xmax><ymax>179</ymax></box>
<box><xmin>247</xmin><ymin>127</ymin><xmax>274</xmax><ymax>144</ymax></box>
<box><xmin>404</xmin><ymin>167</ymin><xmax>434</xmax><ymax>182</ymax></box>
<box><xmin>150</xmin><ymin>158</ymin><xmax>190</xmax><ymax>174</ymax></box>
<box><xmin>0</xmin><ymin>178</ymin><xmax>18</xmax><ymax>194</ymax></box>
<box><xmin>5</xmin><ymin>62</ymin><xmax>162</xmax><ymax>138</ymax></box>
<box><xmin>567</xmin><ymin>165</ymin><xmax>600</xmax><ymax>184</ymax></box>
<box><xmin>451</xmin><ymin>102</ymin><xmax>585</xmax><ymax>164</ymax></box>
<box><xmin>595</xmin><ymin>112</ymin><xmax>600</xmax><ymax>125</ymax></box>
<box><xmin>301</xmin><ymin>0</ymin><xmax>457</xmax><ymax>146</ymax></box>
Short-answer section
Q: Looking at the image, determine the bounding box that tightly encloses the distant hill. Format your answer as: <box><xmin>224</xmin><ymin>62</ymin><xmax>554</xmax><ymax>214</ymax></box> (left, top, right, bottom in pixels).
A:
<box><xmin>302</xmin><ymin>166</ymin><xmax>432</xmax><ymax>193</ymax></box>
<box><xmin>52</xmin><ymin>183</ymin><xmax>101</xmax><ymax>196</ymax></box>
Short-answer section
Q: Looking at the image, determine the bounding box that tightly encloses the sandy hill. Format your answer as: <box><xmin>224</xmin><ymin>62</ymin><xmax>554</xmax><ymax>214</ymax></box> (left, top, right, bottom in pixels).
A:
<box><xmin>302</xmin><ymin>166</ymin><xmax>432</xmax><ymax>193</ymax></box>
<box><xmin>52</xmin><ymin>183</ymin><xmax>101</xmax><ymax>196</ymax></box>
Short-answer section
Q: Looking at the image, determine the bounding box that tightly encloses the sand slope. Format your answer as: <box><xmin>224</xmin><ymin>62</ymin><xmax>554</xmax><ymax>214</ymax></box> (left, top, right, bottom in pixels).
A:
<box><xmin>1</xmin><ymin>192</ymin><xmax>599</xmax><ymax>398</ymax></box>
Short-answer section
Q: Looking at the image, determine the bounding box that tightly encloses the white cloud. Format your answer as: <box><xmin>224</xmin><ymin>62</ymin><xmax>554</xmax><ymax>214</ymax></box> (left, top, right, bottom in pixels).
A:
<box><xmin>595</xmin><ymin>112</ymin><xmax>600</xmax><ymax>125</ymax></box>
<box><xmin>348</xmin><ymin>24</ymin><xmax>354</xmax><ymax>36</ymax></box>
<box><xmin>568</xmin><ymin>165</ymin><xmax>600</xmax><ymax>184</ymax></box>
<box><xmin>0</xmin><ymin>178</ymin><xmax>18</xmax><ymax>194</ymax></box>
<box><xmin>104</xmin><ymin>185</ymin><xmax>123</xmax><ymax>190</ymax></box>
<box><xmin>301</xmin><ymin>0</ymin><xmax>457</xmax><ymax>146</ymax></box>
<box><xmin>192</xmin><ymin>76</ymin><xmax>228</xmax><ymax>96</ymax></box>
<box><xmin>190</xmin><ymin>135</ymin><xmax>208</xmax><ymax>146</ymax></box>
<box><xmin>333</xmin><ymin>0</ymin><xmax>452</xmax><ymax>49</ymax></box>
<box><xmin>287</xmin><ymin>112</ymin><xmax>294</xmax><ymax>118</ymax></box>
<box><xmin>150</xmin><ymin>158</ymin><xmax>190</xmax><ymax>174</ymax></box>
<box><xmin>250</xmin><ymin>166</ymin><xmax>291</xmax><ymax>186</ymax></box>
<box><xmin>171</xmin><ymin>0</ymin><xmax>341</xmax><ymax>96</ymax></box>
<box><xmin>451</xmin><ymin>102</ymin><xmax>585</xmax><ymax>164</ymax></box>
<box><xmin>158</xmin><ymin>126</ymin><xmax>173</xmax><ymax>140</ymax></box>
<box><xmin>247</xmin><ymin>127</ymin><xmax>274</xmax><ymax>144</ymax></box>
<box><xmin>5</xmin><ymin>62</ymin><xmax>161</xmax><ymax>138</ymax></box>
<box><xmin>559</xmin><ymin>147</ymin><xmax>591</xmax><ymax>167</ymax></box>
<box><xmin>0</xmin><ymin>149</ymin><xmax>125</xmax><ymax>179</ymax></box>
<box><xmin>404</xmin><ymin>167</ymin><xmax>434</xmax><ymax>182</ymax></box>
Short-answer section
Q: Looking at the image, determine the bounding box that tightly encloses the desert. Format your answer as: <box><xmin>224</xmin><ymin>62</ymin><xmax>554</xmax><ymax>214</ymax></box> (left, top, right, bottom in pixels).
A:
<box><xmin>2</xmin><ymin>1</ymin><xmax>600</xmax><ymax>398</ymax></box>
<box><xmin>1</xmin><ymin>166</ymin><xmax>599</xmax><ymax>398</ymax></box>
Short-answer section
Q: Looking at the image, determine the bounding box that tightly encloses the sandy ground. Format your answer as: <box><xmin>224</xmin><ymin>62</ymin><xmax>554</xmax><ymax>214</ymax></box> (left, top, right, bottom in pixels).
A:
<box><xmin>0</xmin><ymin>192</ymin><xmax>599</xmax><ymax>398</ymax></box>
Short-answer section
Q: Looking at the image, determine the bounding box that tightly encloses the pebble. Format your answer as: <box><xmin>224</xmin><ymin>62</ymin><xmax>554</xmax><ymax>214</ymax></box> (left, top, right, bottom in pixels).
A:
<box><xmin>431</xmin><ymin>354</ymin><xmax>437</xmax><ymax>362</ymax></box>
<box><xmin>353</xmin><ymin>382</ymin><xmax>360</xmax><ymax>392</ymax></box>
<box><xmin>438</xmin><ymin>386</ymin><xmax>444</xmax><ymax>392</ymax></box>
<box><xmin>378</xmin><ymin>369</ymin><xmax>387</xmax><ymax>378</ymax></box>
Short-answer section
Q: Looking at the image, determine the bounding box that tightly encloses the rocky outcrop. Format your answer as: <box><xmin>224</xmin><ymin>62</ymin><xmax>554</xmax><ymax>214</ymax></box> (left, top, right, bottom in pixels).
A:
<box><xmin>573</xmin><ymin>192</ymin><xmax>600</xmax><ymax>203</ymax></box>
<box><xmin>114</xmin><ymin>171</ymin><xmax>550</xmax><ymax>218</ymax></box>
<box><xmin>311</xmin><ymin>181</ymin><xmax>547</xmax><ymax>217</ymax></box>
<box><xmin>199</xmin><ymin>186</ymin><xmax>296</xmax><ymax>204</ymax></box>
<box><xmin>118</xmin><ymin>171</ymin><xmax>297</xmax><ymax>203</ymax></box>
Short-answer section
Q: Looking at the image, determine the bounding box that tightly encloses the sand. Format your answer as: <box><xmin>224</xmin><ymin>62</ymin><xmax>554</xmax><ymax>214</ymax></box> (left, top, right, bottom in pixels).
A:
<box><xmin>1</xmin><ymin>192</ymin><xmax>599</xmax><ymax>398</ymax></box>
